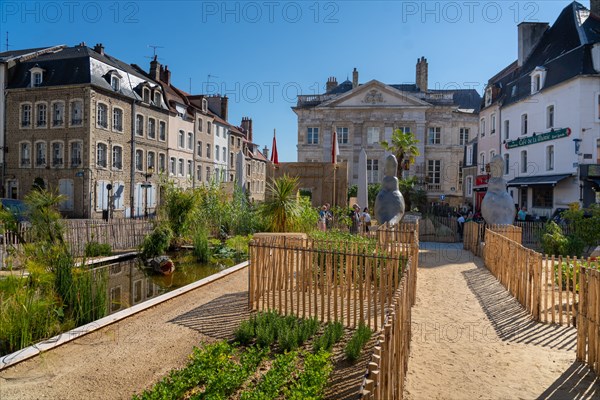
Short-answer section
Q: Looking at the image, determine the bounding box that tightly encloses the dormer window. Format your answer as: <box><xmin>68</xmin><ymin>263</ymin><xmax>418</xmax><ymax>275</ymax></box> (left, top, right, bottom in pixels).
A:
<box><xmin>153</xmin><ymin>91</ymin><xmax>161</xmax><ymax>106</ymax></box>
<box><xmin>29</xmin><ymin>66</ymin><xmax>44</xmax><ymax>87</ymax></box>
<box><xmin>111</xmin><ymin>76</ymin><xmax>120</xmax><ymax>91</ymax></box>
<box><xmin>530</xmin><ymin>67</ymin><xmax>546</xmax><ymax>94</ymax></box>
<box><xmin>143</xmin><ymin>87</ymin><xmax>150</xmax><ymax>103</ymax></box>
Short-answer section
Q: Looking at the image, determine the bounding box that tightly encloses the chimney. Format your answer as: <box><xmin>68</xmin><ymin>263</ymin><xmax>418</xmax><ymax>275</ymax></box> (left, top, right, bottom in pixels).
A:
<box><xmin>221</xmin><ymin>96</ymin><xmax>228</xmax><ymax>121</ymax></box>
<box><xmin>352</xmin><ymin>68</ymin><xmax>358</xmax><ymax>89</ymax></box>
<box><xmin>263</xmin><ymin>145</ymin><xmax>270</xmax><ymax>161</ymax></box>
<box><xmin>93</xmin><ymin>43</ymin><xmax>105</xmax><ymax>56</ymax></box>
<box><xmin>326</xmin><ymin>76</ymin><xmax>338</xmax><ymax>92</ymax></box>
<box><xmin>517</xmin><ymin>22</ymin><xmax>549</xmax><ymax>67</ymax></box>
<box><xmin>149</xmin><ymin>55</ymin><xmax>161</xmax><ymax>81</ymax></box>
<box><xmin>416</xmin><ymin>57</ymin><xmax>428</xmax><ymax>92</ymax></box>
<box><xmin>161</xmin><ymin>65</ymin><xmax>171</xmax><ymax>85</ymax></box>
<box><xmin>592</xmin><ymin>0</ymin><xmax>600</xmax><ymax>15</ymax></box>
<box><xmin>241</xmin><ymin>117</ymin><xmax>253</xmax><ymax>143</ymax></box>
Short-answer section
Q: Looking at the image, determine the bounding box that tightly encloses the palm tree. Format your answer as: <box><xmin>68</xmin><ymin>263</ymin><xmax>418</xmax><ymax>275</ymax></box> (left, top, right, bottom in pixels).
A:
<box><xmin>380</xmin><ymin>129</ymin><xmax>421</xmax><ymax>175</ymax></box>
<box><xmin>260</xmin><ymin>174</ymin><xmax>302</xmax><ymax>232</ymax></box>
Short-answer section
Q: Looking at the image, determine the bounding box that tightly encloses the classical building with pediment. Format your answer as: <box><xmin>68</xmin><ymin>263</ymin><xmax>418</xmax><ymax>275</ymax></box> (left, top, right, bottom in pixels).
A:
<box><xmin>293</xmin><ymin>58</ymin><xmax>481</xmax><ymax>207</ymax></box>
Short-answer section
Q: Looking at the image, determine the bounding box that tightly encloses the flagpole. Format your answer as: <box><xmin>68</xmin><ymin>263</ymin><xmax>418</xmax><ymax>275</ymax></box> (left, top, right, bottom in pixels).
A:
<box><xmin>332</xmin><ymin>128</ymin><xmax>337</xmax><ymax>208</ymax></box>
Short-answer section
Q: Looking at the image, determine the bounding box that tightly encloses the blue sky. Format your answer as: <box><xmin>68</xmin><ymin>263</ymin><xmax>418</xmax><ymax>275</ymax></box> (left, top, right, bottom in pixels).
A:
<box><xmin>2</xmin><ymin>0</ymin><xmax>581</xmax><ymax>161</ymax></box>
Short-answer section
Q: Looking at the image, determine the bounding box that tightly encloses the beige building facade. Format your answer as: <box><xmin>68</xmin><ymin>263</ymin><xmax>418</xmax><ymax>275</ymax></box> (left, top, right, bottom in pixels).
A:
<box><xmin>294</xmin><ymin>59</ymin><xmax>480</xmax><ymax>207</ymax></box>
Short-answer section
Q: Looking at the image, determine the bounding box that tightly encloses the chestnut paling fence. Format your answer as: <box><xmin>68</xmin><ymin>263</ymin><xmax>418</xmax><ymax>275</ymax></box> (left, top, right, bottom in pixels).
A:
<box><xmin>463</xmin><ymin>221</ymin><xmax>600</xmax><ymax>378</ymax></box>
<box><xmin>248</xmin><ymin>222</ymin><xmax>419</xmax><ymax>400</ymax></box>
<box><xmin>0</xmin><ymin>219</ymin><xmax>154</xmax><ymax>267</ymax></box>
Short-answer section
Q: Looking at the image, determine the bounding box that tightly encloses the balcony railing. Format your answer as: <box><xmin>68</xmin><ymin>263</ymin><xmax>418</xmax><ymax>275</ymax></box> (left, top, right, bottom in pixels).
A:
<box><xmin>71</xmin><ymin>118</ymin><xmax>83</xmax><ymax>125</ymax></box>
<box><xmin>426</xmin><ymin>183</ymin><xmax>441</xmax><ymax>191</ymax></box>
<box><xmin>36</xmin><ymin>158</ymin><xmax>46</xmax><ymax>166</ymax></box>
<box><xmin>52</xmin><ymin>159</ymin><xmax>63</xmax><ymax>167</ymax></box>
<box><xmin>36</xmin><ymin>120</ymin><xmax>47</xmax><ymax>127</ymax></box>
<box><xmin>53</xmin><ymin>119</ymin><xmax>64</xmax><ymax>126</ymax></box>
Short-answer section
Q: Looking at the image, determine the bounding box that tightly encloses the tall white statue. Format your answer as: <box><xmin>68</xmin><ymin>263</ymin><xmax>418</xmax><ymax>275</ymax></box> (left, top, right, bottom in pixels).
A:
<box><xmin>481</xmin><ymin>155</ymin><xmax>515</xmax><ymax>225</ymax></box>
<box><xmin>374</xmin><ymin>155</ymin><xmax>405</xmax><ymax>226</ymax></box>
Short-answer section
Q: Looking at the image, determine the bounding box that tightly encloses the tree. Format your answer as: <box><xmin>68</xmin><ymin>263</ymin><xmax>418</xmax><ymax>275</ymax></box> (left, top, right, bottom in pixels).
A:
<box><xmin>260</xmin><ymin>174</ymin><xmax>303</xmax><ymax>232</ymax></box>
<box><xmin>380</xmin><ymin>129</ymin><xmax>420</xmax><ymax>174</ymax></box>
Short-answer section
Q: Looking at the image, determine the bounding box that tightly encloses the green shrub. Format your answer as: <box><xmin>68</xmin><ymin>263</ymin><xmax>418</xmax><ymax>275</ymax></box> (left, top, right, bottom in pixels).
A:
<box><xmin>84</xmin><ymin>241</ymin><xmax>112</xmax><ymax>257</ymax></box>
<box><xmin>234</xmin><ymin>319</ymin><xmax>255</xmax><ymax>345</ymax></box>
<box><xmin>541</xmin><ymin>221</ymin><xmax>568</xmax><ymax>256</ymax></box>
<box><xmin>344</xmin><ymin>322</ymin><xmax>372</xmax><ymax>362</ymax></box>
<box><xmin>286</xmin><ymin>349</ymin><xmax>333</xmax><ymax>400</ymax></box>
<box><xmin>241</xmin><ymin>351</ymin><xmax>298</xmax><ymax>400</ymax></box>
<box><xmin>140</xmin><ymin>224</ymin><xmax>173</xmax><ymax>260</ymax></box>
<box><xmin>313</xmin><ymin>321</ymin><xmax>344</xmax><ymax>353</ymax></box>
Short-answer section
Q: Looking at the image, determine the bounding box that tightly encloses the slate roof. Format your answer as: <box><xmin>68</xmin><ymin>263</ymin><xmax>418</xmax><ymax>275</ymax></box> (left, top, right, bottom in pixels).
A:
<box><xmin>493</xmin><ymin>1</ymin><xmax>600</xmax><ymax>107</ymax></box>
<box><xmin>6</xmin><ymin>45</ymin><xmax>165</xmax><ymax>105</ymax></box>
<box><xmin>307</xmin><ymin>78</ymin><xmax>481</xmax><ymax>111</ymax></box>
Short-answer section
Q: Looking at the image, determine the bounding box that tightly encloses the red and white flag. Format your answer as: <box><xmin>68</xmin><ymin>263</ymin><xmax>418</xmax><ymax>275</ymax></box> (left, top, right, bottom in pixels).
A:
<box><xmin>332</xmin><ymin>129</ymin><xmax>339</xmax><ymax>164</ymax></box>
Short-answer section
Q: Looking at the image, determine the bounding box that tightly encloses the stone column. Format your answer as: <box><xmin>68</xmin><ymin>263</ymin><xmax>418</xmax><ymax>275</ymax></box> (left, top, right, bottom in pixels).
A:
<box><xmin>358</xmin><ymin>148</ymin><xmax>368</xmax><ymax>210</ymax></box>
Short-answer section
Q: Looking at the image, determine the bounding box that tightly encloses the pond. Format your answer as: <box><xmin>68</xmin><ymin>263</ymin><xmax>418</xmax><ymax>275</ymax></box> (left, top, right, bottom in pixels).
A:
<box><xmin>98</xmin><ymin>250</ymin><xmax>246</xmax><ymax>315</ymax></box>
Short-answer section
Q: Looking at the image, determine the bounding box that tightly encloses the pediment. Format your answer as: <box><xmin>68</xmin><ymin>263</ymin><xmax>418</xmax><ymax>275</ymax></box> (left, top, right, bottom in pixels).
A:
<box><xmin>319</xmin><ymin>80</ymin><xmax>430</xmax><ymax>108</ymax></box>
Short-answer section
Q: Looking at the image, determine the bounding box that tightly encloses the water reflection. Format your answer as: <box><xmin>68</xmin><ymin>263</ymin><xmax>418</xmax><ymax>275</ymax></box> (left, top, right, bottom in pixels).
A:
<box><xmin>96</xmin><ymin>250</ymin><xmax>242</xmax><ymax>315</ymax></box>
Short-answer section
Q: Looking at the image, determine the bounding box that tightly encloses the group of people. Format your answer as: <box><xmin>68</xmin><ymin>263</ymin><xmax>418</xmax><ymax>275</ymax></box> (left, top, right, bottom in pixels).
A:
<box><xmin>318</xmin><ymin>203</ymin><xmax>372</xmax><ymax>234</ymax></box>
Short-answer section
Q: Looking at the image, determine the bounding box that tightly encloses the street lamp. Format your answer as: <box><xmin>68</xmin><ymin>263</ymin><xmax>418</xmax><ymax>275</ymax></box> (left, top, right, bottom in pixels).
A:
<box><xmin>143</xmin><ymin>166</ymin><xmax>154</xmax><ymax>218</ymax></box>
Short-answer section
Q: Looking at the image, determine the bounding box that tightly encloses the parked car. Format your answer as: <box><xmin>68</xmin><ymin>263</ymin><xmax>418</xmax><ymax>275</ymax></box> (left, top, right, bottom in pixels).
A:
<box><xmin>0</xmin><ymin>198</ymin><xmax>30</xmax><ymax>224</ymax></box>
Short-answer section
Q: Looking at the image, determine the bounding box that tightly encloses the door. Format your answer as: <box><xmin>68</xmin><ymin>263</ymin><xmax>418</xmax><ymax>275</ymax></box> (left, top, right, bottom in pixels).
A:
<box><xmin>59</xmin><ymin>179</ymin><xmax>74</xmax><ymax>211</ymax></box>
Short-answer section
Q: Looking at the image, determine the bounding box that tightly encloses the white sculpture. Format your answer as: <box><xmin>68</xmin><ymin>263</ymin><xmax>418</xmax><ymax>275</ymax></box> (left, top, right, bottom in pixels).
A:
<box><xmin>481</xmin><ymin>155</ymin><xmax>515</xmax><ymax>225</ymax></box>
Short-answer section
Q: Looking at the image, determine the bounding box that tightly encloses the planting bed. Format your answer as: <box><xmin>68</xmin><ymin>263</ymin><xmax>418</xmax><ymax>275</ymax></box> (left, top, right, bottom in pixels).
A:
<box><xmin>132</xmin><ymin>311</ymin><xmax>375</xmax><ymax>400</ymax></box>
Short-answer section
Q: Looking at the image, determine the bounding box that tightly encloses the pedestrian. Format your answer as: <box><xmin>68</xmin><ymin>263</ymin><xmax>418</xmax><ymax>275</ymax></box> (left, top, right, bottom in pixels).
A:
<box><xmin>362</xmin><ymin>207</ymin><xmax>372</xmax><ymax>232</ymax></box>
<box><xmin>325</xmin><ymin>202</ymin><xmax>333</xmax><ymax>229</ymax></box>
<box><xmin>349</xmin><ymin>203</ymin><xmax>361</xmax><ymax>234</ymax></box>
<box><xmin>318</xmin><ymin>205</ymin><xmax>328</xmax><ymax>231</ymax></box>
<box><xmin>517</xmin><ymin>206</ymin><xmax>527</xmax><ymax>221</ymax></box>
<box><xmin>457</xmin><ymin>212</ymin><xmax>465</xmax><ymax>238</ymax></box>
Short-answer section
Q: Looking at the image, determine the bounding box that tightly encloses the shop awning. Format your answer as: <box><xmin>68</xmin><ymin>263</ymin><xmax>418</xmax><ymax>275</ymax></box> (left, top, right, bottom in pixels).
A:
<box><xmin>507</xmin><ymin>174</ymin><xmax>572</xmax><ymax>187</ymax></box>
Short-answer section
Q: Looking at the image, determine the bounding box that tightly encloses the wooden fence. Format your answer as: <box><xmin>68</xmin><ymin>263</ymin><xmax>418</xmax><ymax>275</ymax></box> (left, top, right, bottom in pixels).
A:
<box><xmin>577</xmin><ymin>267</ymin><xmax>600</xmax><ymax>376</ymax></box>
<box><xmin>0</xmin><ymin>219</ymin><xmax>154</xmax><ymax>267</ymax></box>
<box><xmin>248</xmin><ymin>223</ymin><xmax>419</xmax><ymax>399</ymax></box>
<box><xmin>63</xmin><ymin>219</ymin><xmax>154</xmax><ymax>257</ymax></box>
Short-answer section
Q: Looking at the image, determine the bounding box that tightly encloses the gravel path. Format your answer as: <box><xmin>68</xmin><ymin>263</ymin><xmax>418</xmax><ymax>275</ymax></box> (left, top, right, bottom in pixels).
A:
<box><xmin>0</xmin><ymin>267</ymin><xmax>250</xmax><ymax>400</ymax></box>
<box><xmin>404</xmin><ymin>243</ymin><xmax>599</xmax><ymax>400</ymax></box>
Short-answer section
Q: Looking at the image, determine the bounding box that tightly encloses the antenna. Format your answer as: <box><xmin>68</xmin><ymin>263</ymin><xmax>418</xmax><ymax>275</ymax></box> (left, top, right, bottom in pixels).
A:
<box><xmin>205</xmin><ymin>74</ymin><xmax>219</xmax><ymax>94</ymax></box>
<box><xmin>144</xmin><ymin>44</ymin><xmax>164</xmax><ymax>60</ymax></box>
<box><xmin>5</xmin><ymin>32</ymin><xmax>9</xmax><ymax>52</ymax></box>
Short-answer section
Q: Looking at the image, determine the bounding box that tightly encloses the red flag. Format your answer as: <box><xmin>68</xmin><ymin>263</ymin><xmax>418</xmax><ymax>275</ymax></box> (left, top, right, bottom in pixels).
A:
<box><xmin>271</xmin><ymin>129</ymin><xmax>279</xmax><ymax>164</ymax></box>
<box><xmin>332</xmin><ymin>129</ymin><xmax>339</xmax><ymax>164</ymax></box>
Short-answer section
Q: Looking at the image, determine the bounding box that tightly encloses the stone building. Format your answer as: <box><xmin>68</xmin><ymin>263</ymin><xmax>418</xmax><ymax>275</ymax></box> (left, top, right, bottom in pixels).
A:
<box><xmin>3</xmin><ymin>43</ymin><xmax>170</xmax><ymax>218</ymax></box>
<box><xmin>294</xmin><ymin>60</ymin><xmax>480</xmax><ymax>207</ymax></box>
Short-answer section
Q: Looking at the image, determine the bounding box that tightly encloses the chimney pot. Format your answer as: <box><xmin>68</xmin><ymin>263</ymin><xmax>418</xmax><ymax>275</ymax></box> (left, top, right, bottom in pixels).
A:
<box><xmin>149</xmin><ymin>55</ymin><xmax>161</xmax><ymax>81</ymax></box>
<box><xmin>263</xmin><ymin>145</ymin><xmax>270</xmax><ymax>160</ymax></box>
<box><xmin>93</xmin><ymin>43</ymin><xmax>105</xmax><ymax>55</ymax></box>
<box><xmin>416</xmin><ymin>56</ymin><xmax>428</xmax><ymax>92</ymax></box>
<box><xmin>352</xmin><ymin>68</ymin><xmax>358</xmax><ymax>89</ymax></box>
<box><xmin>326</xmin><ymin>76</ymin><xmax>338</xmax><ymax>92</ymax></box>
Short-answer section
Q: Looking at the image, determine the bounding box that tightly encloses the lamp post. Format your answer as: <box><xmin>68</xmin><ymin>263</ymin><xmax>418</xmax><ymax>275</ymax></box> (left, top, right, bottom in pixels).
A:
<box><xmin>143</xmin><ymin>166</ymin><xmax>154</xmax><ymax>218</ymax></box>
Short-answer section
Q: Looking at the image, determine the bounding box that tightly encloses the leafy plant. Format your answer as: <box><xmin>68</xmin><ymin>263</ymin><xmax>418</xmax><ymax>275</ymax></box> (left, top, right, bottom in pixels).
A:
<box><xmin>140</xmin><ymin>224</ymin><xmax>173</xmax><ymax>260</ymax></box>
<box><xmin>344</xmin><ymin>322</ymin><xmax>372</xmax><ymax>362</ymax></box>
<box><xmin>541</xmin><ymin>221</ymin><xmax>568</xmax><ymax>256</ymax></box>
<box><xmin>240</xmin><ymin>351</ymin><xmax>299</xmax><ymax>400</ymax></box>
<box><xmin>84</xmin><ymin>241</ymin><xmax>112</xmax><ymax>257</ymax></box>
<box><xmin>286</xmin><ymin>350</ymin><xmax>333</xmax><ymax>400</ymax></box>
<box><xmin>260</xmin><ymin>174</ymin><xmax>303</xmax><ymax>232</ymax></box>
<box><xmin>313</xmin><ymin>321</ymin><xmax>344</xmax><ymax>353</ymax></box>
<box><xmin>380</xmin><ymin>129</ymin><xmax>421</xmax><ymax>173</ymax></box>
<box><xmin>192</xmin><ymin>225</ymin><xmax>210</xmax><ymax>263</ymax></box>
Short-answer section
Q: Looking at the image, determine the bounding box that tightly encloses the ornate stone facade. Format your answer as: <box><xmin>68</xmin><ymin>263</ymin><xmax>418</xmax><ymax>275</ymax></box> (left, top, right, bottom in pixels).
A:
<box><xmin>294</xmin><ymin>61</ymin><xmax>480</xmax><ymax>207</ymax></box>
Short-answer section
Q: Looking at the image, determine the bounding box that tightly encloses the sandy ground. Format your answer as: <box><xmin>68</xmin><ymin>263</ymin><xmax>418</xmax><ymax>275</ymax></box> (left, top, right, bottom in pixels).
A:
<box><xmin>404</xmin><ymin>243</ymin><xmax>599</xmax><ymax>400</ymax></box>
<box><xmin>2</xmin><ymin>243</ymin><xmax>599</xmax><ymax>400</ymax></box>
<box><xmin>0</xmin><ymin>268</ymin><xmax>251</xmax><ymax>400</ymax></box>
